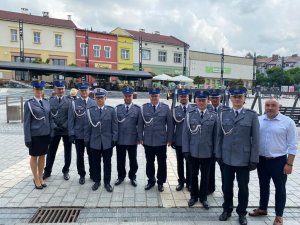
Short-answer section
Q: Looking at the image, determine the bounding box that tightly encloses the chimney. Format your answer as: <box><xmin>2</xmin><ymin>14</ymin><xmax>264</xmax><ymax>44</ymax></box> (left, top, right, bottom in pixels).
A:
<box><xmin>139</xmin><ymin>28</ymin><xmax>145</xmax><ymax>32</ymax></box>
<box><xmin>21</xmin><ymin>8</ymin><xmax>29</xmax><ymax>14</ymax></box>
<box><xmin>272</xmin><ymin>54</ymin><xmax>279</xmax><ymax>60</ymax></box>
<box><xmin>154</xmin><ymin>31</ymin><xmax>160</xmax><ymax>35</ymax></box>
<box><xmin>67</xmin><ymin>15</ymin><xmax>72</xmax><ymax>20</ymax></box>
<box><xmin>42</xmin><ymin>11</ymin><xmax>49</xmax><ymax>17</ymax></box>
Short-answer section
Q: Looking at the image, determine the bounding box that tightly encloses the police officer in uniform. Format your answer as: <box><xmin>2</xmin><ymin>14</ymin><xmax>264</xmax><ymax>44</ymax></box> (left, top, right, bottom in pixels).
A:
<box><xmin>24</xmin><ymin>80</ymin><xmax>51</xmax><ymax>189</ymax></box>
<box><xmin>68</xmin><ymin>83</ymin><xmax>95</xmax><ymax>185</ymax></box>
<box><xmin>172</xmin><ymin>88</ymin><xmax>194</xmax><ymax>192</ymax></box>
<box><xmin>207</xmin><ymin>89</ymin><xmax>229</xmax><ymax>194</ymax></box>
<box><xmin>141</xmin><ymin>88</ymin><xmax>173</xmax><ymax>192</ymax></box>
<box><xmin>84</xmin><ymin>88</ymin><xmax>118</xmax><ymax>192</ymax></box>
<box><xmin>43</xmin><ymin>80</ymin><xmax>72</xmax><ymax>180</ymax></box>
<box><xmin>182</xmin><ymin>90</ymin><xmax>218</xmax><ymax>209</ymax></box>
<box><xmin>216</xmin><ymin>86</ymin><xmax>259</xmax><ymax>225</ymax></box>
<box><xmin>115</xmin><ymin>86</ymin><xmax>142</xmax><ymax>187</ymax></box>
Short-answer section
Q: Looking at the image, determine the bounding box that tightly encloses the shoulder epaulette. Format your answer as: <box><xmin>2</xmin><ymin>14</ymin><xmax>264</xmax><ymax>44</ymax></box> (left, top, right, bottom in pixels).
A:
<box><xmin>50</xmin><ymin>96</ymin><xmax>55</xmax><ymax>99</ymax></box>
<box><xmin>143</xmin><ymin>103</ymin><xmax>150</xmax><ymax>106</ymax></box>
<box><xmin>133</xmin><ymin>104</ymin><xmax>140</xmax><ymax>108</ymax></box>
<box><xmin>116</xmin><ymin>104</ymin><xmax>123</xmax><ymax>108</ymax></box>
<box><xmin>188</xmin><ymin>108</ymin><xmax>196</xmax><ymax>113</ymax></box>
<box><xmin>246</xmin><ymin>108</ymin><xmax>256</xmax><ymax>113</ymax></box>
<box><xmin>221</xmin><ymin>107</ymin><xmax>230</xmax><ymax>111</ymax></box>
<box><xmin>105</xmin><ymin>105</ymin><xmax>114</xmax><ymax>109</ymax></box>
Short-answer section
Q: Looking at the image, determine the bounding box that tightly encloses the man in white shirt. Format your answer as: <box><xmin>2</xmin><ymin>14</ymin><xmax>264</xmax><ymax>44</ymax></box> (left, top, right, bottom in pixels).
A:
<box><xmin>249</xmin><ymin>98</ymin><xmax>298</xmax><ymax>225</ymax></box>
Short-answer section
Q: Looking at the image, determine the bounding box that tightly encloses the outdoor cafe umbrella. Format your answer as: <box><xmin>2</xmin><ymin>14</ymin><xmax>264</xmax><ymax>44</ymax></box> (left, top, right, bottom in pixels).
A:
<box><xmin>171</xmin><ymin>75</ymin><xmax>194</xmax><ymax>83</ymax></box>
<box><xmin>152</xmin><ymin>73</ymin><xmax>174</xmax><ymax>81</ymax></box>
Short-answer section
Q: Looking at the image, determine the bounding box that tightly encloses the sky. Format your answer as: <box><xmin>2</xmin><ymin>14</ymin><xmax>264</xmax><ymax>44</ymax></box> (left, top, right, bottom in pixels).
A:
<box><xmin>2</xmin><ymin>0</ymin><xmax>300</xmax><ymax>57</ymax></box>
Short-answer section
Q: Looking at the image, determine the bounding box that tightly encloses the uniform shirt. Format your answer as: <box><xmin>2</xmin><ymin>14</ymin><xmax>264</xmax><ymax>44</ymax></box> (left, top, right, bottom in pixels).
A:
<box><xmin>259</xmin><ymin>113</ymin><xmax>298</xmax><ymax>157</ymax></box>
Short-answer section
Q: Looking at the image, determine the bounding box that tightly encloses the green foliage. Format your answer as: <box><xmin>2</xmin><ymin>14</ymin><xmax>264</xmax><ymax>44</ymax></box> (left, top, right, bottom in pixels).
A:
<box><xmin>193</xmin><ymin>76</ymin><xmax>205</xmax><ymax>88</ymax></box>
<box><xmin>68</xmin><ymin>63</ymin><xmax>78</xmax><ymax>67</ymax></box>
<box><xmin>228</xmin><ymin>79</ymin><xmax>244</xmax><ymax>87</ymax></box>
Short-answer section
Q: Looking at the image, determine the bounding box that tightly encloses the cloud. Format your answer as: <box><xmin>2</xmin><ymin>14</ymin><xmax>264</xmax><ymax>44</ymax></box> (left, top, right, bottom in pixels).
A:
<box><xmin>1</xmin><ymin>0</ymin><xmax>300</xmax><ymax>57</ymax></box>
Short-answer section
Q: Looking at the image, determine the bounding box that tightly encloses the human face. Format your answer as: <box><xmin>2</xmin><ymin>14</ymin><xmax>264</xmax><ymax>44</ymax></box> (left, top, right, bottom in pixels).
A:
<box><xmin>124</xmin><ymin>94</ymin><xmax>133</xmax><ymax>105</ymax></box>
<box><xmin>179</xmin><ymin>95</ymin><xmax>188</xmax><ymax>105</ymax></box>
<box><xmin>149</xmin><ymin>94</ymin><xmax>160</xmax><ymax>105</ymax></box>
<box><xmin>79</xmin><ymin>89</ymin><xmax>89</xmax><ymax>98</ymax></box>
<box><xmin>265</xmin><ymin>98</ymin><xmax>280</xmax><ymax>119</ymax></box>
<box><xmin>230</xmin><ymin>95</ymin><xmax>245</xmax><ymax>109</ymax></box>
<box><xmin>55</xmin><ymin>87</ymin><xmax>65</xmax><ymax>97</ymax></box>
<box><xmin>33</xmin><ymin>88</ymin><xmax>43</xmax><ymax>99</ymax></box>
<box><xmin>95</xmin><ymin>96</ymin><xmax>106</xmax><ymax>107</ymax></box>
<box><xmin>210</xmin><ymin>96</ymin><xmax>221</xmax><ymax>107</ymax></box>
<box><xmin>196</xmin><ymin>98</ymin><xmax>208</xmax><ymax>111</ymax></box>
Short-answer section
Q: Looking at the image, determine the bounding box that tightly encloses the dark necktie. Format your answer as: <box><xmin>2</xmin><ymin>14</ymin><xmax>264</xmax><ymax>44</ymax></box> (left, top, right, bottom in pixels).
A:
<box><xmin>200</xmin><ymin>111</ymin><xmax>204</xmax><ymax>119</ymax></box>
<box><xmin>126</xmin><ymin>105</ymin><xmax>129</xmax><ymax>113</ymax></box>
<box><xmin>99</xmin><ymin>108</ymin><xmax>102</xmax><ymax>116</ymax></box>
<box><xmin>58</xmin><ymin>97</ymin><xmax>61</xmax><ymax>104</ymax></box>
<box><xmin>214</xmin><ymin>107</ymin><xmax>217</xmax><ymax>112</ymax></box>
<box><xmin>84</xmin><ymin>99</ymin><xmax>87</xmax><ymax>106</ymax></box>
<box><xmin>153</xmin><ymin>105</ymin><xmax>156</xmax><ymax>112</ymax></box>
<box><xmin>183</xmin><ymin>106</ymin><xmax>186</xmax><ymax>114</ymax></box>
<box><xmin>235</xmin><ymin>110</ymin><xmax>239</xmax><ymax>118</ymax></box>
<box><xmin>39</xmin><ymin>100</ymin><xmax>43</xmax><ymax>107</ymax></box>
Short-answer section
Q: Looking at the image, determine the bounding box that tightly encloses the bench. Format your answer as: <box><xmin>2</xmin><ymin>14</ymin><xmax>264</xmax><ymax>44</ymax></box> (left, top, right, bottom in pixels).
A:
<box><xmin>279</xmin><ymin>106</ymin><xmax>300</xmax><ymax>126</ymax></box>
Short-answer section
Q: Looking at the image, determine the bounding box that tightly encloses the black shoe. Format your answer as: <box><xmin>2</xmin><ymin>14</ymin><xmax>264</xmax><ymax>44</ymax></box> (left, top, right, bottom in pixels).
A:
<box><xmin>201</xmin><ymin>200</ymin><xmax>209</xmax><ymax>209</ymax></box>
<box><xmin>176</xmin><ymin>183</ymin><xmax>184</xmax><ymax>191</ymax></box>
<box><xmin>63</xmin><ymin>172</ymin><xmax>70</xmax><ymax>180</ymax></box>
<box><xmin>219</xmin><ymin>211</ymin><xmax>232</xmax><ymax>221</ymax></box>
<box><xmin>239</xmin><ymin>215</ymin><xmax>247</xmax><ymax>225</ymax></box>
<box><xmin>187</xmin><ymin>186</ymin><xmax>192</xmax><ymax>192</ymax></box>
<box><xmin>114</xmin><ymin>178</ymin><xmax>124</xmax><ymax>186</ymax></box>
<box><xmin>41</xmin><ymin>183</ymin><xmax>47</xmax><ymax>188</ymax></box>
<box><xmin>33</xmin><ymin>179</ymin><xmax>43</xmax><ymax>189</ymax></box>
<box><xmin>144</xmin><ymin>182</ymin><xmax>155</xmax><ymax>190</ymax></box>
<box><xmin>188</xmin><ymin>198</ymin><xmax>197</xmax><ymax>207</ymax></box>
<box><xmin>92</xmin><ymin>182</ymin><xmax>100</xmax><ymax>191</ymax></box>
<box><xmin>79</xmin><ymin>176</ymin><xmax>85</xmax><ymax>185</ymax></box>
<box><xmin>130</xmin><ymin>179</ymin><xmax>137</xmax><ymax>187</ymax></box>
<box><xmin>104</xmin><ymin>184</ymin><xmax>113</xmax><ymax>192</ymax></box>
<box><xmin>158</xmin><ymin>184</ymin><xmax>164</xmax><ymax>192</ymax></box>
<box><xmin>42</xmin><ymin>173</ymin><xmax>51</xmax><ymax>180</ymax></box>
<box><xmin>208</xmin><ymin>189</ymin><xmax>215</xmax><ymax>195</ymax></box>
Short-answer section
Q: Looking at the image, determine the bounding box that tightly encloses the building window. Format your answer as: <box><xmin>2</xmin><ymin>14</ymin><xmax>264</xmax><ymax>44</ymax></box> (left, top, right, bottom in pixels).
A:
<box><xmin>11</xmin><ymin>29</ymin><xmax>17</xmax><ymax>42</ymax></box>
<box><xmin>52</xmin><ymin>59</ymin><xmax>66</xmax><ymax>66</ymax></box>
<box><xmin>174</xmin><ymin>53</ymin><xmax>182</xmax><ymax>63</ymax></box>
<box><xmin>33</xmin><ymin>32</ymin><xmax>41</xmax><ymax>44</ymax></box>
<box><xmin>55</xmin><ymin>34</ymin><xmax>62</xmax><ymax>46</ymax></box>
<box><xmin>158</xmin><ymin>51</ymin><xmax>167</xmax><ymax>62</ymax></box>
<box><xmin>104</xmin><ymin>46</ymin><xmax>111</xmax><ymax>59</ymax></box>
<box><xmin>142</xmin><ymin>49</ymin><xmax>151</xmax><ymax>60</ymax></box>
<box><xmin>121</xmin><ymin>49</ymin><xmax>130</xmax><ymax>60</ymax></box>
<box><xmin>80</xmin><ymin>43</ymin><xmax>88</xmax><ymax>56</ymax></box>
<box><xmin>93</xmin><ymin>45</ymin><xmax>100</xmax><ymax>58</ymax></box>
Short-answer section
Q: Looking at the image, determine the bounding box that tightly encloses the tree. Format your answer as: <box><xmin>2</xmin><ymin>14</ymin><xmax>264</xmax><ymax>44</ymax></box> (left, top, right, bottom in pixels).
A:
<box><xmin>228</xmin><ymin>79</ymin><xmax>244</xmax><ymax>87</ymax></box>
<box><xmin>245</xmin><ymin>52</ymin><xmax>253</xmax><ymax>59</ymax></box>
<box><xmin>193</xmin><ymin>76</ymin><xmax>205</xmax><ymax>88</ymax></box>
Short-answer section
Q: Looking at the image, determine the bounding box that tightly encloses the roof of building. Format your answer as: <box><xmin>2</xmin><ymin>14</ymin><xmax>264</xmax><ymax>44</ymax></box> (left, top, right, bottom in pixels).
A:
<box><xmin>125</xmin><ymin>29</ymin><xmax>189</xmax><ymax>47</ymax></box>
<box><xmin>76</xmin><ymin>28</ymin><xmax>117</xmax><ymax>37</ymax></box>
<box><xmin>257</xmin><ymin>54</ymin><xmax>300</xmax><ymax>65</ymax></box>
<box><xmin>0</xmin><ymin>9</ymin><xmax>76</xmax><ymax>29</ymax></box>
<box><xmin>189</xmin><ymin>50</ymin><xmax>253</xmax><ymax>66</ymax></box>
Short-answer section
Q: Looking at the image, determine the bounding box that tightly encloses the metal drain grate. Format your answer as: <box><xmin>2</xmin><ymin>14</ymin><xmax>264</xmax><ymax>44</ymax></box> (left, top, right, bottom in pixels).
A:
<box><xmin>29</xmin><ymin>207</ymin><xmax>81</xmax><ymax>223</ymax></box>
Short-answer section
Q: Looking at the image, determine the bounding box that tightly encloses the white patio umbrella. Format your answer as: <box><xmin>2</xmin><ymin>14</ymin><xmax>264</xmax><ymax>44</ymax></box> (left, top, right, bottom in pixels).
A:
<box><xmin>171</xmin><ymin>75</ymin><xmax>194</xmax><ymax>83</ymax></box>
<box><xmin>152</xmin><ymin>73</ymin><xmax>174</xmax><ymax>81</ymax></box>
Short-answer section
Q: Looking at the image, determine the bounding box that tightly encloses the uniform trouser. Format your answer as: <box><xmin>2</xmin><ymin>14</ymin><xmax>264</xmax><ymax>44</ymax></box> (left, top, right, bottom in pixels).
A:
<box><xmin>144</xmin><ymin>145</ymin><xmax>167</xmax><ymax>185</ymax></box>
<box><xmin>116</xmin><ymin>144</ymin><xmax>138</xmax><ymax>180</ymax></box>
<box><xmin>208</xmin><ymin>157</ymin><xmax>216</xmax><ymax>193</ymax></box>
<box><xmin>90</xmin><ymin>147</ymin><xmax>113</xmax><ymax>185</ymax></box>
<box><xmin>222</xmin><ymin>164</ymin><xmax>249</xmax><ymax>216</ymax></box>
<box><xmin>217</xmin><ymin>161</ymin><xmax>225</xmax><ymax>193</ymax></box>
<box><xmin>257</xmin><ymin>155</ymin><xmax>287</xmax><ymax>217</ymax></box>
<box><xmin>44</xmin><ymin>135</ymin><xmax>72</xmax><ymax>175</ymax></box>
<box><xmin>190</xmin><ymin>156</ymin><xmax>211</xmax><ymax>201</ymax></box>
<box><xmin>75</xmin><ymin>139</ymin><xmax>93</xmax><ymax>178</ymax></box>
<box><xmin>175</xmin><ymin>145</ymin><xmax>190</xmax><ymax>186</ymax></box>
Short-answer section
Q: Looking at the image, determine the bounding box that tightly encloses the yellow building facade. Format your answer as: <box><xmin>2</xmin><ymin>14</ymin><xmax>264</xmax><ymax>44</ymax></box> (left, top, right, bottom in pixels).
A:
<box><xmin>110</xmin><ymin>27</ymin><xmax>134</xmax><ymax>70</ymax></box>
<box><xmin>0</xmin><ymin>10</ymin><xmax>76</xmax><ymax>81</ymax></box>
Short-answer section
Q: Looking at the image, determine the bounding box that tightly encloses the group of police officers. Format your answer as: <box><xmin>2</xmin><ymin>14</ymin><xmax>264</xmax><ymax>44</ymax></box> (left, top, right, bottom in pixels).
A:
<box><xmin>24</xmin><ymin>80</ymin><xmax>260</xmax><ymax>225</ymax></box>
